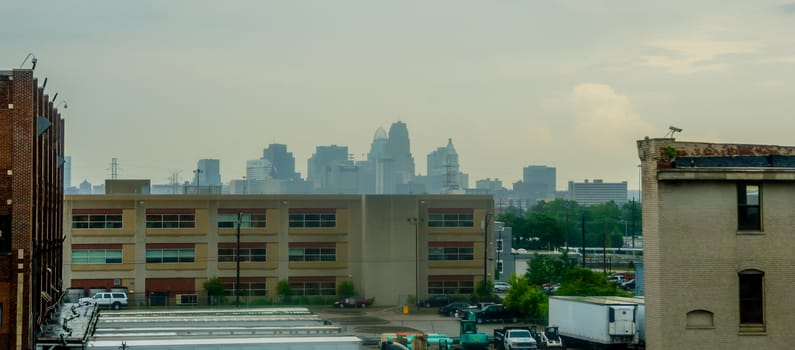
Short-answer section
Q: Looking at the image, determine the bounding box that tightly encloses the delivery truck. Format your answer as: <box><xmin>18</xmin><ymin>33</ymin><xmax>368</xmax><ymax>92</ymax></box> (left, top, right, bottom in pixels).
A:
<box><xmin>548</xmin><ymin>296</ymin><xmax>644</xmax><ymax>349</ymax></box>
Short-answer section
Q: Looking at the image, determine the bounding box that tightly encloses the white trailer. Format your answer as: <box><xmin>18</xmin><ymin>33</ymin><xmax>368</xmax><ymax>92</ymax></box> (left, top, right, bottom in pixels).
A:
<box><xmin>548</xmin><ymin>296</ymin><xmax>644</xmax><ymax>348</ymax></box>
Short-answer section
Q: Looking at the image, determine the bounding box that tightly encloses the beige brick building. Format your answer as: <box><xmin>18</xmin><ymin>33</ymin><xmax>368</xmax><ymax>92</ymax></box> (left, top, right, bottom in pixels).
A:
<box><xmin>638</xmin><ymin>138</ymin><xmax>795</xmax><ymax>349</ymax></box>
<box><xmin>63</xmin><ymin>193</ymin><xmax>494</xmax><ymax>306</ymax></box>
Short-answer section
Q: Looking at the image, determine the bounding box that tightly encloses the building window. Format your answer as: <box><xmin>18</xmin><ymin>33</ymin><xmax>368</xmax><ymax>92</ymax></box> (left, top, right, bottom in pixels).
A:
<box><xmin>737</xmin><ymin>183</ymin><xmax>761</xmax><ymax>231</ymax></box>
<box><xmin>427</xmin><ymin>209</ymin><xmax>474</xmax><ymax>228</ymax></box>
<box><xmin>71</xmin><ymin>210</ymin><xmax>122</xmax><ymax>229</ymax></box>
<box><xmin>496</xmin><ymin>259</ymin><xmax>504</xmax><ymax>273</ymax></box>
<box><xmin>289</xmin><ymin>209</ymin><xmax>336</xmax><ymax>228</ymax></box>
<box><xmin>217</xmin><ymin>247</ymin><xmax>266</xmax><ymax>262</ymax></box>
<box><xmin>146</xmin><ymin>249</ymin><xmax>195</xmax><ymax>263</ymax></box>
<box><xmin>217</xmin><ymin>210</ymin><xmax>266</xmax><ymax>228</ymax></box>
<box><xmin>288</xmin><ymin>244</ymin><xmax>336</xmax><ymax>262</ymax></box>
<box><xmin>289</xmin><ymin>277</ymin><xmax>336</xmax><ymax>296</ymax></box>
<box><xmin>496</xmin><ymin>238</ymin><xmax>504</xmax><ymax>253</ymax></box>
<box><xmin>428</xmin><ymin>276</ymin><xmax>475</xmax><ymax>294</ymax></box>
<box><xmin>146</xmin><ymin>210</ymin><xmax>195</xmax><ymax>229</ymax></box>
<box><xmin>428</xmin><ymin>246</ymin><xmax>474</xmax><ymax>261</ymax></box>
<box><xmin>222</xmin><ymin>280</ymin><xmax>267</xmax><ymax>297</ymax></box>
<box><xmin>739</xmin><ymin>269</ymin><xmax>765</xmax><ymax>330</ymax></box>
<box><xmin>72</xmin><ymin>249</ymin><xmax>122</xmax><ymax>264</ymax></box>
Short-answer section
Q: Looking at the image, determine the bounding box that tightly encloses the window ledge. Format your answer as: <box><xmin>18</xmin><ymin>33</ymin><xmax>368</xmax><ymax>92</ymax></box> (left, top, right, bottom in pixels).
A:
<box><xmin>738</xmin><ymin>325</ymin><xmax>766</xmax><ymax>335</ymax></box>
<box><xmin>736</xmin><ymin>231</ymin><xmax>765</xmax><ymax>236</ymax></box>
<box><xmin>686</xmin><ymin>326</ymin><xmax>715</xmax><ymax>330</ymax></box>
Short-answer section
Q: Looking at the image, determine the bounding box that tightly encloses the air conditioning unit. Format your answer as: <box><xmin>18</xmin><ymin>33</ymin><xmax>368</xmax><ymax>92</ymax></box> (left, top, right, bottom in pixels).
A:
<box><xmin>175</xmin><ymin>294</ymin><xmax>198</xmax><ymax>306</ymax></box>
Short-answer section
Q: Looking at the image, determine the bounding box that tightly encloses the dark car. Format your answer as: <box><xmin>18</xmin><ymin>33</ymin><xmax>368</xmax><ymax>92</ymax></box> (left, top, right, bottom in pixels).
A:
<box><xmin>422</xmin><ymin>294</ymin><xmax>453</xmax><ymax>308</ymax></box>
<box><xmin>333</xmin><ymin>296</ymin><xmax>374</xmax><ymax>308</ymax></box>
<box><xmin>472</xmin><ymin>304</ymin><xmax>521</xmax><ymax>323</ymax></box>
<box><xmin>439</xmin><ymin>302</ymin><xmax>472</xmax><ymax>317</ymax></box>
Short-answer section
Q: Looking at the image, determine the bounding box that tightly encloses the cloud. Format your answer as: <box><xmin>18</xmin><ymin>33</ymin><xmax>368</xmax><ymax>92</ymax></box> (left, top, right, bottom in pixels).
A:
<box><xmin>759</xmin><ymin>56</ymin><xmax>795</xmax><ymax>64</ymax></box>
<box><xmin>570</xmin><ymin>83</ymin><xmax>656</xmax><ymax>153</ymax></box>
<box><xmin>643</xmin><ymin>39</ymin><xmax>759</xmax><ymax>74</ymax></box>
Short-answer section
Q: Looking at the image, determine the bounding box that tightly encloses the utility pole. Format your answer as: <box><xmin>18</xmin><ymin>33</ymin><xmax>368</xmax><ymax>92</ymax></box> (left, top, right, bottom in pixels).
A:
<box><xmin>236</xmin><ymin>212</ymin><xmax>241</xmax><ymax>308</ymax></box>
<box><xmin>581</xmin><ymin>214</ymin><xmax>586</xmax><ymax>267</ymax></box>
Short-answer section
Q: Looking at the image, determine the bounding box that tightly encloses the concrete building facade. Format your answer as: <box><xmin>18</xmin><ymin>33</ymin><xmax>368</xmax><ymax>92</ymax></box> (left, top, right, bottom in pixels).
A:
<box><xmin>567</xmin><ymin>179</ymin><xmax>627</xmax><ymax>205</ymax></box>
<box><xmin>63</xmin><ymin>194</ymin><xmax>494</xmax><ymax>307</ymax></box>
<box><xmin>0</xmin><ymin>69</ymin><xmax>65</xmax><ymax>349</ymax></box>
<box><xmin>638</xmin><ymin>138</ymin><xmax>795</xmax><ymax>349</ymax></box>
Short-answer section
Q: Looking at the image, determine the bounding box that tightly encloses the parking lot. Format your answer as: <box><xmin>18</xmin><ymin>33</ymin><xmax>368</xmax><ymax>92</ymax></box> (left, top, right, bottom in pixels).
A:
<box><xmin>314</xmin><ymin>305</ymin><xmax>536</xmax><ymax>349</ymax></box>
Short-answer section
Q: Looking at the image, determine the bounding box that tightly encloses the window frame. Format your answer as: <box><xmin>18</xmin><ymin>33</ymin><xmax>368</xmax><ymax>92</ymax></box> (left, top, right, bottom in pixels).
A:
<box><xmin>427</xmin><ymin>211</ymin><xmax>474</xmax><ymax>228</ymax></box>
<box><xmin>72</xmin><ymin>249</ymin><xmax>123</xmax><ymax>264</ymax></box>
<box><xmin>288</xmin><ymin>246</ymin><xmax>337</xmax><ymax>262</ymax></box>
<box><xmin>428</xmin><ymin>246</ymin><xmax>474</xmax><ymax>261</ymax></box>
<box><xmin>71</xmin><ymin>210</ymin><xmax>123</xmax><ymax>229</ymax></box>
<box><xmin>289</xmin><ymin>278</ymin><xmax>336</xmax><ymax>296</ymax></box>
<box><xmin>427</xmin><ymin>276</ymin><xmax>475</xmax><ymax>295</ymax></box>
<box><xmin>217</xmin><ymin>247</ymin><xmax>266</xmax><ymax>262</ymax></box>
<box><xmin>145</xmin><ymin>248</ymin><xmax>196</xmax><ymax>263</ymax></box>
<box><xmin>738</xmin><ymin>269</ymin><xmax>765</xmax><ymax>332</ymax></box>
<box><xmin>288</xmin><ymin>212</ymin><xmax>336</xmax><ymax>228</ymax></box>
<box><xmin>217</xmin><ymin>211</ymin><xmax>266</xmax><ymax>228</ymax></box>
<box><xmin>737</xmin><ymin>182</ymin><xmax>762</xmax><ymax>231</ymax></box>
<box><xmin>146</xmin><ymin>210</ymin><xmax>196</xmax><ymax>229</ymax></box>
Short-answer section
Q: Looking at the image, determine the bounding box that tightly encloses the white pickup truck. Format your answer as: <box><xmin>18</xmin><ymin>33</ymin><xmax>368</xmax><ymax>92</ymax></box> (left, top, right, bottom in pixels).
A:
<box><xmin>493</xmin><ymin>327</ymin><xmax>538</xmax><ymax>350</ymax></box>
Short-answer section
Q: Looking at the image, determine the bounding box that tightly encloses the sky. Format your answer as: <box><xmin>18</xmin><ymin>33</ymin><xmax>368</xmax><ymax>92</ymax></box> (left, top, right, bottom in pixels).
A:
<box><xmin>3</xmin><ymin>1</ymin><xmax>795</xmax><ymax>190</ymax></box>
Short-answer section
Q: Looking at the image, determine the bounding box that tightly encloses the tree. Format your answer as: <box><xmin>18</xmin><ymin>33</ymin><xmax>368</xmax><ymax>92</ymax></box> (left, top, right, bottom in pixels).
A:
<box><xmin>502</xmin><ymin>274</ymin><xmax>548</xmax><ymax>321</ymax></box>
<box><xmin>525</xmin><ymin>251</ymin><xmax>578</xmax><ymax>286</ymax></box>
<box><xmin>203</xmin><ymin>277</ymin><xmax>225</xmax><ymax>305</ymax></box>
<box><xmin>473</xmin><ymin>279</ymin><xmax>496</xmax><ymax>303</ymax></box>
<box><xmin>337</xmin><ymin>280</ymin><xmax>356</xmax><ymax>298</ymax></box>
<box><xmin>556</xmin><ymin>268</ymin><xmax>629</xmax><ymax>297</ymax></box>
<box><xmin>276</xmin><ymin>279</ymin><xmax>292</xmax><ymax>302</ymax></box>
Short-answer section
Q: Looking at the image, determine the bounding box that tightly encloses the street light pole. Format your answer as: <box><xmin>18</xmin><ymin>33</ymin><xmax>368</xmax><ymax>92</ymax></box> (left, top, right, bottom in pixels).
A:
<box><xmin>483</xmin><ymin>213</ymin><xmax>492</xmax><ymax>298</ymax></box>
<box><xmin>408</xmin><ymin>217</ymin><xmax>422</xmax><ymax>305</ymax></box>
<box><xmin>236</xmin><ymin>212</ymin><xmax>241</xmax><ymax>308</ymax></box>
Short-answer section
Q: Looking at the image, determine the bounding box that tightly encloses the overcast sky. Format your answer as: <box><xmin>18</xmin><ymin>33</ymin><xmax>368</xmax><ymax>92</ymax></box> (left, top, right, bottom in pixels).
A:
<box><xmin>3</xmin><ymin>1</ymin><xmax>795</xmax><ymax>190</ymax></box>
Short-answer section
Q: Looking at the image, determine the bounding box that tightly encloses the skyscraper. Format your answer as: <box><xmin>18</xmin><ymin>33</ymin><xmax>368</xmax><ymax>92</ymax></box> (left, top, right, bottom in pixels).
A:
<box><xmin>426</xmin><ymin>138</ymin><xmax>468</xmax><ymax>193</ymax></box>
<box><xmin>513</xmin><ymin>165</ymin><xmax>556</xmax><ymax>205</ymax></box>
<box><xmin>386</xmin><ymin>121</ymin><xmax>415</xmax><ymax>185</ymax></box>
<box><xmin>307</xmin><ymin>145</ymin><xmax>349</xmax><ymax>190</ymax></box>
<box><xmin>263</xmin><ymin>144</ymin><xmax>298</xmax><ymax>180</ymax></box>
<box><xmin>64</xmin><ymin>155</ymin><xmax>72</xmax><ymax>188</ymax></box>
<box><xmin>193</xmin><ymin>159</ymin><xmax>222</xmax><ymax>186</ymax></box>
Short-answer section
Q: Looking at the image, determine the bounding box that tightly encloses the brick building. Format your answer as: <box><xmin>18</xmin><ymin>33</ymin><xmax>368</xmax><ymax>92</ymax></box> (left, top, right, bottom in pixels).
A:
<box><xmin>0</xmin><ymin>69</ymin><xmax>65</xmax><ymax>349</ymax></box>
<box><xmin>638</xmin><ymin>138</ymin><xmax>795</xmax><ymax>349</ymax></box>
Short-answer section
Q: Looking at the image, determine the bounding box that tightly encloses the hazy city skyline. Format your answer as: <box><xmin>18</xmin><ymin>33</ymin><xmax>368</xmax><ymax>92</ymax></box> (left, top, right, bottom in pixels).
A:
<box><xmin>3</xmin><ymin>1</ymin><xmax>795</xmax><ymax>189</ymax></box>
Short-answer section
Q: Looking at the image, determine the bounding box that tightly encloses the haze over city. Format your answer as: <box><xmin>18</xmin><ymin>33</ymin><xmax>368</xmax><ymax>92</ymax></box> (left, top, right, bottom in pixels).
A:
<box><xmin>3</xmin><ymin>1</ymin><xmax>795</xmax><ymax>190</ymax></box>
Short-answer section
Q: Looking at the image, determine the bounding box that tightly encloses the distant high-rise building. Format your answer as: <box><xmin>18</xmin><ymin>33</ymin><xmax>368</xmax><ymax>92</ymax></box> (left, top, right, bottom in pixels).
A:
<box><xmin>79</xmin><ymin>180</ymin><xmax>93</xmax><ymax>194</ymax></box>
<box><xmin>386</xmin><ymin>122</ymin><xmax>415</xmax><ymax>187</ymax></box>
<box><xmin>363</xmin><ymin>127</ymin><xmax>391</xmax><ymax>194</ymax></box>
<box><xmin>568</xmin><ymin>179</ymin><xmax>628</xmax><ymax>205</ymax></box>
<box><xmin>193</xmin><ymin>159</ymin><xmax>222</xmax><ymax>186</ymax></box>
<box><xmin>64</xmin><ymin>155</ymin><xmax>72</xmax><ymax>188</ymax></box>
<box><xmin>426</xmin><ymin>138</ymin><xmax>468</xmax><ymax>193</ymax></box>
<box><xmin>513</xmin><ymin>165</ymin><xmax>556</xmax><ymax>205</ymax></box>
<box><xmin>246</xmin><ymin>159</ymin><xmax>272</xmax><ymax>181</ymax></box>
<box><xmin>263</xmin><ymin>144</ymin><xmax>298</xmax><ymax>180</ymax></box>
<box><xmin>307</xmin><ymin>145</ymin><xmax>349</xmax><ymax>190</ymax></box>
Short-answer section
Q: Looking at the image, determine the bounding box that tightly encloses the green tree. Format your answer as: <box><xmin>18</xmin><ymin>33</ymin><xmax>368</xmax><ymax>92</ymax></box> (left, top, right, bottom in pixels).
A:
<box><xmin>502</xmin><ymin>274</ymin><xmax>548</xmax><ymax>321</ymax></box>
<box><xmin>276</xmin><ymin>279</ymin><xmax>292</xmax><ymax>302</ymax></box>
<box><xmin>473</xmin><ymin>279</ymin><xmax>496</xmax><ymax>303</ymax></box>
<box><xmin>337</xmin><ymin>280</ymin><xmax>356</xmax><ymax>298</ymax></box>
<box><xmin>556</xmin><ymin>268</ymin><xmax>629</xmax><ymax>297</ymax></box>
<box><xmin>526</xmin><ymin>251</ymin><xmax>578</xmax><ymax>286</ymax></box>
<box><xmin>203</xmin><ymin>277</ymin><xmax>225</xmax><ymax>305</ymax></box>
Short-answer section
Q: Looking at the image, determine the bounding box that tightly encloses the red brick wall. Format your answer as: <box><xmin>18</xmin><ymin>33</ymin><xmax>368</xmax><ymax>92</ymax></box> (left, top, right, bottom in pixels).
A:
<box><xmin>146</xmin><ymin>278</ymin><xmax>196</xmax><ymax>294</ymax></box>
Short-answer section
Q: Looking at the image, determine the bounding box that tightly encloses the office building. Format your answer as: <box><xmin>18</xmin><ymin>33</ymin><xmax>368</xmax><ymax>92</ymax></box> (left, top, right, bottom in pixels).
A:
<box><xmin>638</xmin><ymin>138</ymin><xmax>795</xmax><ymax>349</ymax></box>
<box><xmin>0</xmin><ymin>69</ymin><xmax>65</xmax><ymax>349</ymax></box>
<box><xmin>425</xmin><ymin>139</ymin><xmax>468</xmax><ymax>193</ymax></box>
<box><xmin>307</xmin><ymin>145</ymin><xmax>349</xmax><ymax>191</ymax></box>
<box><xmin>263</xmin><ymin>144</ymin><xmax>299</xmax><ymax>181</ymax></box>
<box><xmin>512</xmin><ymin>166</ymin><xmax>556</xmax><ymax>205</ymax></box>
<box><xmin>193</xmin><ymin>159</ymin><xmax>222</xmax><ymax>187</ymax></box>
<box><xmin>63</xmin><ymin>193</ymin><xmax>494</xmax><ymax>306</ymax></box>
<box><xmin>567</xmin><ymin>179</ymin><xmax>627</xmax><ymax>205</ymax></box>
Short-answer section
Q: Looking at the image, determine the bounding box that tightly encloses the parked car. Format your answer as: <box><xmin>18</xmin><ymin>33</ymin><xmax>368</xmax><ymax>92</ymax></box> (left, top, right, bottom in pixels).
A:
<box><xmin>494</xmin><ymin>281</ymin><xmax>510</xmax><ymax>293</ymax></box>
<box><xmin>422</xmin><ymin>294</ymin><xmax>453</xmax><ymax>308</ymax></box>
<box><xmin>471</xmin><ymin>304</ymin><xmax>521</xmax><ymax>324</ymax></box>
<box><xmin>620</xmin><ymin>278</ymin><xmax>636</xmax><ymax>291</ymax></box>
<box><xmin>333</xmin><ymin>296</ymin><xmax>374</xmax><ymax>308</ymax></box>
<box><xmin>439</xmin><ymin>301</ymin><xmax>472</xmax><ymax>317</ymax></box>
<box><xmin>456</xmin><ymin>302</ymin><xmax>496</xmax><ymax>319</ymax></box>
<box><xmin>79</xmin><ymin>292</ymin><xmax>128</xmax><ymax>310</ymax></box>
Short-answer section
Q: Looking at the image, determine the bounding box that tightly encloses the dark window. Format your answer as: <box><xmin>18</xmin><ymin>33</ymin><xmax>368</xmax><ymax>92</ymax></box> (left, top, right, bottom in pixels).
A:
<box><xmin>428</xmin><ymin>213</ymin><xmax>474</xmax><ymax>228</ymax></box>
<box><xmin>289</xmin><ymin>213</ymin><xmax>336</xmax><ymax>228</ymax></box>
<box><xmin>737</xmin><ymin>183</ymin><xmax>761</xmax><ymax>231</ymax></box>
<box><xmin>428</xmin><ymin>247</ymin><xmax>474</xmax><ymax>261</ymax></box>
<box><xmin>289</xmin><ymin>279</ymin><xmax>335</xmax><ymax>296</ymax></box>
<box><xmin>146</xmin><ymin>213</ymin><xmax>195</xmax><ymax>229</ymax></box>
<box><xmin>217</xmin><ymin>247</ymin><xmax>266</xmax><ymax>262</ymax></box>
<box><xmin>739</xmin><ymin>270</ymin><xmax>764</xmax><ymax>326</ymax></box>
<box><xmin>217</xmin><ymin>212</ymin><xmax>266</xmax><ymax>228</ymax></box>
<box><xmin>72</xmin><ymin>249</ymin><xmax>122</xmax><ymax>264</ymax></box>
<box><xmin>427</xmin><ymin>278</ymin><xmax>474</xmax><ymax>294</ymax></box>
<box><xmin>146</xmin><ymin>249</ymin><xmax>195</xmax><ymax>263</ymax></box>
<box><xmin>288</xmin><ymin>247</ymin><xmax>336</xmax><ymax>262</ymax></box>
<box><xmin>72</xmin><ymin>214</ymin><xmax>123</xmax><ymax>229</ymax></box>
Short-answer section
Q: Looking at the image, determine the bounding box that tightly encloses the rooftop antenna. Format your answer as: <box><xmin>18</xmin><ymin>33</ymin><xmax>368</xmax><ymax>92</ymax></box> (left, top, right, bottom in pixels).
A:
<box><xmin>664</xmin><ymin>125</ymin><xmax>682</xmax><ymax>138</ymax></box>
<box><xmin>20</xmin><ymin>53</ymin><xmax>37</xmax><ymax>70</ymax></box>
